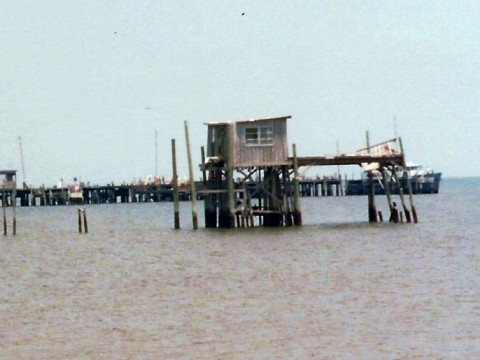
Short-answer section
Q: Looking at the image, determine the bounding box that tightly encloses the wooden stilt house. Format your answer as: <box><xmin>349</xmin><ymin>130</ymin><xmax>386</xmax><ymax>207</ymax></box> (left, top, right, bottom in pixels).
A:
<box><xmin>201</xmin><ymin>116</ymin><xmax>298</xmax><ymax>228</ymax></box>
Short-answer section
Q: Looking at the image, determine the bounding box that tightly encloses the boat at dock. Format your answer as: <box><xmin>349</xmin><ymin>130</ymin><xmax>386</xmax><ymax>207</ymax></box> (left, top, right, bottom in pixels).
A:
<box><xmin>60</xmin><ymin>177</ymin><xmax>84</xmax><ymax>205</ymax></box>
<box><xmin>68</xmin><ymin>183</ymin><xmax>84</xmax><ymax>204</ymax></box>
<box><xmin>346</xmin><ymin>162</ymin><xmax>442</xmax><ymax>195</ymax></box>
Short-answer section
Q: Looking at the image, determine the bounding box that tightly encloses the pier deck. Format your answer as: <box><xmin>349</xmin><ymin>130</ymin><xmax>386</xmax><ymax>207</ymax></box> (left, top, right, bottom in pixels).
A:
<box><xmin>295</xmin><ymin>154</ymin><xmax>404</xmax><ymax>167</ymax></box>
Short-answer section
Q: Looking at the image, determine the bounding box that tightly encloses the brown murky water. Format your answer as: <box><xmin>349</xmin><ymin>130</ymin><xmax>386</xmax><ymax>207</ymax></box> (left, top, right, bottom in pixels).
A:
<box><xmin>1</xmin><ymin>179</ymin><xmax>479</xmax><ymax>359</ymax></box>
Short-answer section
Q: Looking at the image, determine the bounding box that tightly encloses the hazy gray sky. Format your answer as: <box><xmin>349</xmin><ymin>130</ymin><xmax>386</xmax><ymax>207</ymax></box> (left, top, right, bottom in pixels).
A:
<box><xmin>1</xmin><ymin>1</ymin><xmax>479</xmax><ymax>185</ymax></box>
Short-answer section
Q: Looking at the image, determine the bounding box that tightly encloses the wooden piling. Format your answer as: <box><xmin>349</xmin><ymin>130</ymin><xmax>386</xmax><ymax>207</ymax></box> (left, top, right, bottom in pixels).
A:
<box><xmin>263</xmin><ymin>167</ymin><xmax>283</xmax><ymax>227</ymax></box>
<box><xmin>283</xmin><ymin>166</ymin><xmax>293</xmax><ymax>226</ymax></box>
<box><xmin>226</xmin><ymin>124</ymin><xmax>236</xmax><ymax>228</ymax></box>
<box><xmin>391</xmin><ymin>167</ymin><xmax>411</xmax><ymax>223</ymax></box>
<box><xmin>200</xmin><ymin>146</ymin><xmax>207</xmax><ymax>184</ymax></box>
<box><xmin>240</xmin><ymin>187</ymin><xmax>247</xmax><ymax>228</ymax></box>
<box><xmin>378</xmin><ymin>210</ymin><xmax>383</xmax><ymax>222</ymax></box>
<box><xmin>2</xmin><ymin>191</ymin><xmax>6</xmax><ymax>236</ymax></box>
<box><xmin>78</xmin><ymin>208</ymin><xmax>82</xmax><ymax>233</ymax></box>
<box><xmin>257</xmin><ymin>169</ymin><xmax>263</xmax><ymax>226</ymax></box>
<box><xmin>367</xmin><ymin>172</ymin><xmax>378</xmax><ymax>222</ymax></box>
<box><xmin>292</xmin><ymin>144</ymin><xmax>302</xmax><ymax>226</ymax></box>
<box><xmin>339</xmin><ymin>174</ymin><xmax>344</xmax><ymax>196</ymax></box>
<box><xmin>366</xmin><ymin>132</ymin><xmax>377</xmax><ymax>222</ymax></box>
<box><xmin>77</xmin><ymin>208</ymin><xmax>88</xmax><ymax>233</ymax></box>
<box><xmin>30</xmin><ymin>190</ymin><xmax>36</xmax><ymax>206</ymax></box>
<box><xmin>83</xmin><ymin>208</ymin><xmax>88</xmax><ymax>233</ymax></box>
<box><xmin>247</xmin><ymin>192</ymin><xmax>254</xmax><ymax>227</ymax></box>
<box><xmin>382</xmin><ymin>167</ymin><xmax>396</xmax><ymax>222</ymax></box>
<box><xmin>12</xmin><ymin>188</ymin><xmax>16</xmax><ymax>235</ymax></box>
<box><xmin>40</xmin><ymin>188</ymin><xmax>45</xmax><ymax>206</ymax></box>
<box><xmin>171</xmin><ymin>139</ymin><xmax>180</xmax><ymax>229</ymax></box>
<box><xmin>399</xmin><ymin>137</ymin><xmax>418</xmax><ymax>223</ymax></box>
<box><xmin>184</xmin><ymin>121</ymin><xmax>198</xmax><ymax>230</ymax></box>
<box><xmin>204</xmin><ymin>171</ymin><xmax>218</xmax><ymax>228</ymax></box>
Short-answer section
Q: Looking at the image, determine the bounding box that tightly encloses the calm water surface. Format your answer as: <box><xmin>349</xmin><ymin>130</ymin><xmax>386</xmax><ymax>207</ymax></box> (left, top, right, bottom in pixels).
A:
<box><xmin>1</xmin><ymin>178</ymin><xmax>479</xmax><ymax>359</ymax></box>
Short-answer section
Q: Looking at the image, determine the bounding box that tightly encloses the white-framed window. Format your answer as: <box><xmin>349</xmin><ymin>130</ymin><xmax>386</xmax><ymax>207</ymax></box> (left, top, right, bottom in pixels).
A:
<box><xmin>244</xmin><ymin>126</ymin><xmax>274</xmax><ymax>146</ymax></box>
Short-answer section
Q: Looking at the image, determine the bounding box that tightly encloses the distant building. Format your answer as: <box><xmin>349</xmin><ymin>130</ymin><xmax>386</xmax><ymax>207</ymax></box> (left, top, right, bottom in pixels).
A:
<box><xmin>0</xmin><ymin>170</ymin><xmax>17</xmax><ymax>190</ymax></box>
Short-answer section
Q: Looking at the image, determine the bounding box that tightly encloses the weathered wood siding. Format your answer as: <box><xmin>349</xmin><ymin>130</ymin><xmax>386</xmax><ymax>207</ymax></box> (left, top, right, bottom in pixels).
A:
<box><xmin>232</xmin><ymin>118</ymin><xmax>289</xmax><ymax>167</ymax></box>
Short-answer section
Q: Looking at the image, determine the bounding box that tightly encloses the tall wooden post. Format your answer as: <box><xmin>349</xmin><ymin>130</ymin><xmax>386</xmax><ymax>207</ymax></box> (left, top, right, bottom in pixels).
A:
<box><xmin>399</xmin><ymin>137</ymin><xmax>418</xmax><ymax>223</ymax></box>
<box><xmin>2</xmin><ymin>191</ymin><xmax>6</xmax><ymax>236</ymax></box>
<box><xmin>367</xmin><ymin>171</ymin><xmax>378</xmax><ymax>222</ymax></box>
<box><xmin>30</xmin><ymin>190</ymin><xmax>36</xmax><ymax>206</ymax></box>
<box><xmin>12</xmin><ymin>188</ymin><xmax>16</xmax><ymax>235</ymax></box>
<box><xmin>292</xmin><ymin>144</ymin><xmax>302</xmax><ymax>226</ymax></box>
<box><xmin>184</xmin><ymin>121</ymin><xmax>198</xmax><ymax>230</ymax></box>
<box><xmin>226</xmin><ymin>124</ymin><xmax>236</xmax><ymax>228</ymax></box>
<box><xmin>391</xmin><ymin>166</ymin><xmax>410</xmax><ymax>223</ymax></box>
<box><xmin>382</xmin><ymin>167</ymin><xmax>394</xmax><ymax>209</ymax></box>
<box><xmin>366</xmin><ymin>131</ymin><xmax>377</xmax><ymax>222</ymax></box>
<box><xmin>382</xmin><ymin>166</ymin><xmax>398</xmax><ymax>222</ymax></box>
<box><xmin>257</xmin><ymin>168</ymin><xmax>263</xmax><ymax>226</ymax></box>
<box><xmin>205</xmin><ymin>172</ymin><xmax>218</xmax><ymax>228</ymax></box>
<box><xmin>200</xmin><ymin>146</ymin><xmax>207</xmax><ymax>184</ymax></box>
<box><xmin>78</xmin><ymin>208</ymin><xmax>82</xmax><ymax>233</ymax></box>
<box><xmin>263</xmin><ymin>167</ymin><xmax>282</xmax><ymax>227</ymax></box>
<box><xmin>171</xmin><ymin>139</ymin><xmax>180</xmax><ymax>229</ymax></box>
<box><xmin>283</xmin><ymin>166</ymin><xmax>293</xmax><ymax>226</ymax></box>
<box><xmin>83</xmin><ymin>208</ymin><xmax>88</xmax><ymax>233</ymax></box>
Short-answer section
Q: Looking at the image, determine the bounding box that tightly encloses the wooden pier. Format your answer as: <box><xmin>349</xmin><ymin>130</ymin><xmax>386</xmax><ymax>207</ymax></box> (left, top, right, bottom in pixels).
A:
<box><xmin>0</xmin><ymin>177</ymin><xmax>348</xmax><ymax>208</ymax></box>
<box><xmin>1</xmin><ymin>183</ymin><xmax>205</xmax><ymax>207</ymax></box>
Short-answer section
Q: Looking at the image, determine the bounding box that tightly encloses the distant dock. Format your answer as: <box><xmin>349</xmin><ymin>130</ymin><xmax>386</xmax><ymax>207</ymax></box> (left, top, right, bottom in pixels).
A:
<box><xmin>1</xmin><ymin>178</ymin><xmax>346</xmax><ymax>207</ymax></box>
<box><xmin>2</xmin><ymin>183</ymin><xmax>196</xmax><ymax>207</ymax></box>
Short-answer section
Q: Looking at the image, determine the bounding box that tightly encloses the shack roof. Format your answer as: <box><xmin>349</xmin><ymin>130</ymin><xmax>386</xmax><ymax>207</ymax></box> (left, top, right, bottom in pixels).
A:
<box><xmin>0</xmin><ymin>170</ymin><xmax>17</xmax><ymax>175</ymax></box>
<box><xmin>204</xmin><ymin>115</ymin><xmax>291</xmax><ymax>126</ymax></box>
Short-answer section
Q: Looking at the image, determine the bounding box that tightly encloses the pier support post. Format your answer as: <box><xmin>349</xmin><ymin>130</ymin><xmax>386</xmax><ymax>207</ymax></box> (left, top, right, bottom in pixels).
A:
<box><xmin>78</xmin><ymin>208</ymin><xmax>82</xmax><ymax>233</ymax></box>
<box><xmin>365</xmin><ymin>132</ymin><xmax>377</xmax><ymax>222</ymax></box>
<box><xmin>83</xmin><ymin>208</ymin><xmax>88</xmax><ymax>233</ymax></box>
<box><xmin>292</xmin><ymin>144</ymin><xmax>302</xmax><ymax>226</ymax></box>
<box><xmin>263</xmin><ymin>167</ymin><xmax>283</xmax><ymax>227</ymax></box>
<box><xmin>12</xmin><ymin>189</ymin><xmax>16</xmax><ymax>235</ymax></box>
<box><xmin>171</xmin><ymin>139</ymin><xmax>180</xmax><ymax>229</ymax></box>
<box><xmin>226</xmin><ymin>124</ymin><xmax>236</xmax><ymax>228</ymax></box>
<box><xmin>391</xmin><ymin>167</ymin><xmax>411</xmax><ymax>223</ymax></box>
<box><xmin>184</xmin><ymin>121</ymin><xmax>198</xmax><ymax>230</ymax></box>
<box><xmin>367</xmin><ymin>171</ymin><xmax>378</xmax><ymax>222</ymax></box>
<box><xmin>2</xmin><ymin>191</ymin><xmax>6</xmax><ymax>236</ymax></box>
<box><xmin>399</xmin><ymin>137</ymin><xmax>418</xmax><ymax>223</ymax></box>
<box><xmin>77</xmin><ymin>208</ymin><xmax>88</xmax><ymax>233</ymax></box>
<box><xmin>377</xmin><ymin>210</ymin><xmax>383</xmax><ymax>222</ymax></box>
<box><xmin>382</xmin><ymin>167</ymin><xmax>397</xmax><ymax>223</ymax></box>
<box><xmin>282</xmin><ymin>166</ymin><xmax>293</xmax><ymax>226</ymax></box>
<box><xmin>204</xmin><ymin>170</ymin><xmax>219</xmax><ymax>228</ymax></box>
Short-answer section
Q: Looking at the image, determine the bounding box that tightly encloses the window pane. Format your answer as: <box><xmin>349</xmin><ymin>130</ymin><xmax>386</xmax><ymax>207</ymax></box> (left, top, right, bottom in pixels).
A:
<box><xmin>259</xmin><ymin>127</ymin><xmax>273</xmax><ymax>145</ymax></box>
<box><xmin>245</xmin><ymin>128</ymin><xmax>258</xmax><ymax>145</ymax></box>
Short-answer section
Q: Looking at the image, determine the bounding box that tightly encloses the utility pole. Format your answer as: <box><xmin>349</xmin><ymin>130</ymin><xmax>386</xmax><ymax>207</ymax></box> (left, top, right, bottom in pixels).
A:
<box><xmin>155</xmin><ymin>129</ymin><xmax>158</xmax><ymax>176</ymax></box>
<box><xmin>18</xmin><ymin>136</ymin><xmax>26</xmax><ymax>184</ymax></box>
